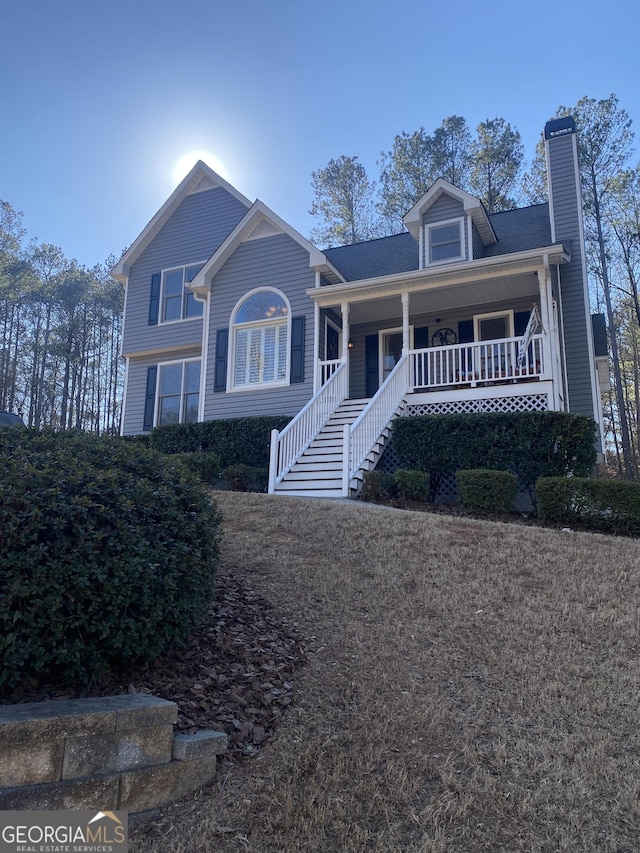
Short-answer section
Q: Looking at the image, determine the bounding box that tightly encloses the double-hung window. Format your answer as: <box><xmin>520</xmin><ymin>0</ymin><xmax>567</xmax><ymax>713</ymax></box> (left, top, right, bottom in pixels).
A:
<box><xmin>231</xmin><ymin>289</ymin><xmax>290</xmax><ymax>389</ymax></box>
<box><xmin>157</xmin><ymin>360</ymin><xmax>201</xmax><ymax>426</ymax></box>
<box><xmin>161</xmin><ymin>264</ymin><xmax>204</xmax><ymax>322</ymax></box>
<box><xmin>426</xmin><ymin>219</ymin><xmax>463</xmax><ymax>265</ymax></box>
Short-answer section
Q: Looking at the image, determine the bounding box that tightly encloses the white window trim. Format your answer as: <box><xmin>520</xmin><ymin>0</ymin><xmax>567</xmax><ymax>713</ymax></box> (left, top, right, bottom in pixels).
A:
<box><xmin>378</xmin><ymin>325</ymin><xmax>414</xmax><ymax>386</ymax></box>
<box><xmin>228</xmin><ymin>287</ymin><xmax>292</xmax><ymax>392</ymax></box>
<box><xmin>325</xmin><ymin>317</ymin><xmax>342</xmax><ymax>361</ymax></box>
<box><xmin>473</xmin><ymin>309</ymin><xmax>515</xmax><ymax>342</ymax></box>
<box><xmin>155</xmin><ymin>357</ymin><xmax>202</xmax><ymax>427</ymax></box>
<box><xmin>424</xmin><ymin>217</ymin><xmax>465</xmax><ymax>267</ymax></box>
<box><xmin>159</xmin><ymin>262</ymin><xmax>206</xmax><ymax>325</ymax></box>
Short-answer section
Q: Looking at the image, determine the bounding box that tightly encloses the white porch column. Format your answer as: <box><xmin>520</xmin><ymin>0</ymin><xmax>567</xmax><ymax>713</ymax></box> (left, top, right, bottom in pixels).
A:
<box><xmin>538</xmin><ymin>260</ymin><xmax>562</xmax><ymax>409</ymax></box>
<box><xmin>402</xmin><ymin>292</ymin><xmax>410</xmax><ymax>354</ymax></box>
<box><xmin>341</xmin><ymin>302</ymin><xmax>350</xmax><ymax>361</ymax></box>
<box><xmin>313</xmin><ymin>299</ymin><xmax>320</xmax><ymax>394</ymax></box>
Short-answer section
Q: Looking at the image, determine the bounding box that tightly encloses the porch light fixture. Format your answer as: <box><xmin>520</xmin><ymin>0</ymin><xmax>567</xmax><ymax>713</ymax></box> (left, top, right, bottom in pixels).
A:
<box><xmin>347</xmin><ymin>339</ymin><xmax>354</xmax><ymax>350</ymax></box>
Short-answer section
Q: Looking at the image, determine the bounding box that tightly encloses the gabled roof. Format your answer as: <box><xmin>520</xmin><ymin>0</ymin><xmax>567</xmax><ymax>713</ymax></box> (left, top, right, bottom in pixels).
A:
<box><xmin>111</xmin><ymin>161</ymin><xmax>252</xmax><ymax>283</ymax></box>
<box><xmin>403</xmin><ymin>178</ymin><xmax>497</xmax><ymax>246</ymax></box>
<box><xmin>189</xmin><ymin>200</ymin><xmax>345</xmax><ymax>293</ymax></box>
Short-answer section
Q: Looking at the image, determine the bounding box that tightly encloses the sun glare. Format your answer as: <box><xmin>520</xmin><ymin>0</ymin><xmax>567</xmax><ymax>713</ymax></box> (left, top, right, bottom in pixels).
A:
<box><xmin>172</xmin><ymin>150</ymin><xmax>229</xmax><ymax>184</ymax></box>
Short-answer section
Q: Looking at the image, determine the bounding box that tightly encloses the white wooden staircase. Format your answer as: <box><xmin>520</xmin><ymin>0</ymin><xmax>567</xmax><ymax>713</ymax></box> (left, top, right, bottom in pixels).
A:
<box><xmin>269</xmin><ymin>354</ymin><xmax>410</xmax><ymax>500</ymax></box>
<box><xmin>273</xmin><ymin>399</ymin><xmax>369</xmax><ymax>498</ymax></box>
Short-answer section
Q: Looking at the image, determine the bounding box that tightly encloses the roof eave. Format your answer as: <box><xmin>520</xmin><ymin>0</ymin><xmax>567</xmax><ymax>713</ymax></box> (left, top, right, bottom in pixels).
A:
<box><xmin>307</xmin><ymin>244</ymin><xmax>569</xmax><ymax>304</ymax></box>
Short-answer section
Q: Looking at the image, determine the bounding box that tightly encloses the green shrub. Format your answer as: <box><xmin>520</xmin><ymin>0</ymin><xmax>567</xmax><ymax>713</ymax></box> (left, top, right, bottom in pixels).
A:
<box><xmin>172</xmin><ymin>451</ymin><xmax>221</xmax><ymax>485</ymax></box>
<box><xmin>537</xmin><ymin>476</ymin><xmax>640</xmax><ymax>535</ymax></box>
<box><xmin>395</xmin><ymin>469</ymin><xmax>430</xmax><ymax>502</ymax></box>
<box><xmin>392</xmin><ymin>412</ymin><xmax>597</xmax><ymax>502</ymax></box>
<box><xmin>0</xmin><ymin>429</ymin><xmax>222</xmax><ymax>693</ymax></box>
<box><xmin>361</xmin><ymin>470</ymin><xmax>397</xmax><ymax>503</ymax></box>
<box><xmin>222</xmin><ymin>464</ymin><xmax>268</xmax><ymax>492</ymax></box>
<box><xmin>149</xmin><ymin>416</ymin><xmax>291</xmax><ymax>468</ymax></box>
<box><xmin>456</xmin><ymin>469</ymin><xmax>518</xmax><ymax>513</ymax></box>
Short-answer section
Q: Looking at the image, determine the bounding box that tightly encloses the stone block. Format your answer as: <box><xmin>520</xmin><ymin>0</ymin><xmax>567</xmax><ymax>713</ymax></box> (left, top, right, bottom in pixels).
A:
<box><xmin>62</xmin><ymin>726</ymin><xmax>174</xmax><ymax>779</ymax></box>
<box><xmin>109</xmin><ymin>693</ymin><xmax>178</xmax><ymax>730</ymax></box>
<box><xmin>0</xmin><ymin>739</ymin><xmax>65</xmax><ymax>787</ymax></box>
<box><xmin>0</xmin><ymin>699</ymin><xmax>115</xmax><ymax>744</ymax></box>
<box><xmin>0</xmin><ymin>773</ymin><xmax>120</xmax><ymax>810</ymax></box>
<box><xmin>172</xmin><ymin>730</ymin><xmax>228</xmax><ymax>761</ymax></box>
<box><xmin>119</xmin><ymin>757</ymin><xmax>219</xmax><ymax>812</ymax></box>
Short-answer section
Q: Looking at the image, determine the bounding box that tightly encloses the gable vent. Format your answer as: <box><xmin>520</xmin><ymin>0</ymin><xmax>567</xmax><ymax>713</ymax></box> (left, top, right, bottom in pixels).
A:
<box><xmin>189</xmin><ymin>175</ymin><xmax>218</xmax><ymax>194</ymax></box>
<box><xmin>245</xmin><ymin>218</ymin><xmax>282</xmax><ymax>241</ymax></box>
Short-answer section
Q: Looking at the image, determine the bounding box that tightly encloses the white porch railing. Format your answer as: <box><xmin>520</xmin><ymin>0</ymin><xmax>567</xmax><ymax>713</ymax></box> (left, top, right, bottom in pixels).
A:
<box><xmin>268</xmin><ymin>361</ymin><xmax>348</xmax><ymax>493</ymax></box>
<box><xmin>317</xmin><ymin>358</ymin><xmax>342</xmax><ymax>387</ymax></box>
<box><xmin>410</xmin><ymin>334</ymin><xmax>544</xmax><ymax>391</ymax></box>
<box><xmin>345</xmin><ymin>354</ymin><xmax>410</xmax><ymax>493</ymax></box>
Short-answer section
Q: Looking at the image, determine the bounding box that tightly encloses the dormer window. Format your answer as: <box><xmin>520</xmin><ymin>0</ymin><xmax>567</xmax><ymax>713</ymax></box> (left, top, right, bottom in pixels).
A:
<box><xmin>426</xmin><ymin>218</ymin><xmax>464</xmax><ymax>265</ymax></box>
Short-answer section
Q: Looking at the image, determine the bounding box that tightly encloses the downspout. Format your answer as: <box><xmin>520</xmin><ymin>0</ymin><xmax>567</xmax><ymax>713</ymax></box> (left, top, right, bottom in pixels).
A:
<box><xmin>196</xmin><ymin>288</ymin><xmax>210</xmax><ymax>422</ymax></box>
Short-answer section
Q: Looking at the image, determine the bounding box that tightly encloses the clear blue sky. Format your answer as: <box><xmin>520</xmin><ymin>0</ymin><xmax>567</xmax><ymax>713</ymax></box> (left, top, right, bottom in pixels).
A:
<box><xmin>1</xmin><ymin>0</ymin><xmax>639</xmax><ymax>269</ymax></box>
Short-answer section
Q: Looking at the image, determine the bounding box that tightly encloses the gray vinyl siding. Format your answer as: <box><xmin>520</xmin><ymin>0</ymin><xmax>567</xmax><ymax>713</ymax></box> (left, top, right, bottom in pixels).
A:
<box><xmin>122</xmin><ymin>187</ymin><xmax>248</xmax><ymax>356</ymax></box>
<box><xmin>122</xmin><ymin>345</ymin><xmax>201</xmax><ymax>435</ymax></box>
<box><xmin>203</xmin><ymin>233</ymin><xmax>316</xmax><ymax>419</ymax></box>
<box><xmin>472</xmin><ymin>223</ymin><xmax>484</xmax><ymax>260</ymax></box>
<box><xmin>547</xmin><ymin>132</ymin><xmax>596</xmax><ymax>420</ymax></box>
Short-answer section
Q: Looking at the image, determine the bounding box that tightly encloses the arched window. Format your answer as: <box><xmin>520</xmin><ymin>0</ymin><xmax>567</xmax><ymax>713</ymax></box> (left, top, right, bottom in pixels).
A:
<box><xmin>231</xmin><ymin>289</ymin><xmax>290</xmax><ymax>388</ymax></box>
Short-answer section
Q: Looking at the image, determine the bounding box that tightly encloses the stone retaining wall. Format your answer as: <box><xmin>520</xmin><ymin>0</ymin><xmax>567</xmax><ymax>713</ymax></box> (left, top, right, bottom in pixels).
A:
<box><xmin>0</xmin><ymin>694</ymin><xmax>227</xmax><ymax>813</ymax></box>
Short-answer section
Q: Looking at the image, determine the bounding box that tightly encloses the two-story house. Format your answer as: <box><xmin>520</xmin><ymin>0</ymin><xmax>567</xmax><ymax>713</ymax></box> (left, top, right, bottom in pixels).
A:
<box><xmin>112</xmin><ymin>116</ymin><xmax>607</xmax><ymax>498</ymax></box>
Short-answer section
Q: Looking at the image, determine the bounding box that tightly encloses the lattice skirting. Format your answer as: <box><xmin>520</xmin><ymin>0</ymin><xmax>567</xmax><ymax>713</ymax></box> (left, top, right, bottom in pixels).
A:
<box><xmin>405</xmin><ymin>393</ymin><xmax>548</xmax><ymax>416</ymax></box>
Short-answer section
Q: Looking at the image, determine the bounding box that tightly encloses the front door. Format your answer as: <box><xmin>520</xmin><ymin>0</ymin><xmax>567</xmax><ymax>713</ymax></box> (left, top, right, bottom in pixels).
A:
<box><xmin>379</xmin><ymin>327</ymin><xmax>413</xmax><ymax>386</ymax></box>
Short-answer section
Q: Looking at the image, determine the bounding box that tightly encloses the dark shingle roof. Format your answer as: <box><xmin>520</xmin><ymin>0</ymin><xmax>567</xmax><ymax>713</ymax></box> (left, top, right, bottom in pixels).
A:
<box><xmin>324</xmin><ymin>232</ymin><xmax>418</xmax><ymax>281</ymax></box>
<box><xmin>483</xmin><ymin>204</ymin><xmax>551</xmax><ymax>257</ymax></box>
<box><xmin>322</xmin><ymin>203</ymin><xmax>553</xmax><ymax>282</ymax></box>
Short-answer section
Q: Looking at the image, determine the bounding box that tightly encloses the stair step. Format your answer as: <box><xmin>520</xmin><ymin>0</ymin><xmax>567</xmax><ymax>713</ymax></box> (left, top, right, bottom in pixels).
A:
<box><xmin>283</xmin><ymin>469</ymin><xmax>343</xmax><ymax>482</ymax></box>
<box><xmin>274</xmin><ymin>488</ymin><xmax>344</xmax><ymax>499</ymax></box>
<box><xmin>294</xmin><ymin>454</ymin><xmax>342</xmax><ymax>465</ymax></box>
<box><xmin>297</xmin><ymin>453</ymin><xmax>342</xmax><ymax>465</ymax></box>
<box><xmin>277</xmin><ymin>478</ymin><xmax>343</xmax><ymax>491</ymax></box>
<box><xmin>292</xmin><ymin>462</ymin><xmax>343</xmax><ymax>473</ymax></box>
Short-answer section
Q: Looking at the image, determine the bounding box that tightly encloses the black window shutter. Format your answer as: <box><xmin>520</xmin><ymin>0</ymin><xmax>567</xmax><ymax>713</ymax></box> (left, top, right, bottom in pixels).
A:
<box><xmin>143</xmin><ymin>366</ymin><xmax>157</xmax><ymax>431</ymax></box>
<box><xmin>214</xmin><ymin>328</ymin><xmax>229</xmax><ymax>392</ymax></box>
<box><xmin>458</xmin><ymin>319</ymin><xmax>474</xmax><ymax>343</ymax></box>
<box><xmin>148</xmin><ymin>273</ymin><xmax>161</xmax><ymax>325</ymax></box>
<box><xmin>514</xmin><ymin>311</ymin><xmax>530</xmax><ymax>337</ymax></box>
<box><xmin>365</xmin><ymin>334</ymin><xmax>379</xmax><ymax>397</ymax></box>
<box><xmin>290</xmin><ymin>316</ymin><xmax>305</xmax><ymax>384</ymax></box>
<box><xmin>414</xmin><ymin>326</ymin><xmax>429</xmax><ymax>349</ymax></box>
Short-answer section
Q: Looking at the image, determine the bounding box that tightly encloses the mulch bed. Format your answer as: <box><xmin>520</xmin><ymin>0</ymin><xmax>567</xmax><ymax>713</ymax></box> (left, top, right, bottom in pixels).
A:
<box><xmin>4</xmin><ymin>570</ymin><xmax>307</xmax><ymax>757</ymax></box>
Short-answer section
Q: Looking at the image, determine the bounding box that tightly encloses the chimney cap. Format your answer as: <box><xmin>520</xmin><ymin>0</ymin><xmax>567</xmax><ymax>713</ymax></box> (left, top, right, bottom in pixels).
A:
<box><xmin>544</xmin><ymin>116</ymin><xmax>576</xmax><ymax>140</ymax></box>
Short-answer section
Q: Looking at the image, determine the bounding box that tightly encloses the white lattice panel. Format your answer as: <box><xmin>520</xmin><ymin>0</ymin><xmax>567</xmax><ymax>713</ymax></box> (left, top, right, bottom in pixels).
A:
<box><xmin>405</xmin><ymin>394</ymin><xmax>548</xmax><ymax>417</ymax></box>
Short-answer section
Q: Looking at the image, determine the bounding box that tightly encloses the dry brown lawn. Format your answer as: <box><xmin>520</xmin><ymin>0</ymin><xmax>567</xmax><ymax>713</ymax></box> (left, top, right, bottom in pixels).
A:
<box><xmin>131</xmin><ymin>492</ymin><xmax>640</xmax><ymax>852</ymax></box>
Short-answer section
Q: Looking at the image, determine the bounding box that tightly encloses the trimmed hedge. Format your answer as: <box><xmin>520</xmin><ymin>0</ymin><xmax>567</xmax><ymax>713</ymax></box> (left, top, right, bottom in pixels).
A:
<box><xmin>149</xmin><ymin>416</ymin><xmax>291</xmax><ymax>468</ymax></box>
<box><xmin>0</xmin><ymin>429</ymin><xmax>222</xmax><ymax>693</ymax></box>
<box><xmin>361</xmin><ymin>469</ymin><xmax>430</xmax><ymax>503</ymax></box>
<box><xmin>392</xmin><ymin>412</ymin><xmax>597</xmax><ymax>501</ymax></box>
<box><xmin>172</xmin><ymin>451</ymin><xmax>221</xmax><ymax>485</ymax></box>
<box><xmin>536</xmin><ymin>476</ymin><xmax>640</xmax><ymax>535</ymax></box>
<box><xmin>361</xmin><ymin>470</ymin><xmax>398</xmax><ymax>503</ymax></box>
<box><xmin>395</xmin><ymin>469</ymin><xmax>430</xmax><ymax>501</ymax></box>
<box><xmin>456</xmin><ymin>469</ymin><xmax>518</xmax><ymax>513</ymax></box>
<box><xmin>221</xmin><ymin>464</ymin><xmax>268</xmax><ymax>492</ymax></box>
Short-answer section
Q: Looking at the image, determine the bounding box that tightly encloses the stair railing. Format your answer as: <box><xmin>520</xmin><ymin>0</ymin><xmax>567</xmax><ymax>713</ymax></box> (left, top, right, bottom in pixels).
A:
<box><xmin>344</xmin><ymin>354</ymin><xmax>410</xmax><ymax>495</ymax></box>
<box><xmin>268</xmin><ymin>362</ymin><xmax>348</xmax><ymax>493</ymax></box>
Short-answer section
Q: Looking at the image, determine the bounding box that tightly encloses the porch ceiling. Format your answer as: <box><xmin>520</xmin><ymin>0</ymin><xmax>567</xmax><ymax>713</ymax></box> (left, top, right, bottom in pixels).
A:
<box><xmin>326</xmin><ymin>271</ymin><xmax>541</xmax><ymax>325</ymax></box>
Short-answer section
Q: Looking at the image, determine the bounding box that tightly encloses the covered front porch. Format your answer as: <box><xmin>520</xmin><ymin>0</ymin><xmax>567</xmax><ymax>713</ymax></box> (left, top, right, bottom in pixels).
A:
<box><xmin>309</xmin><ymin>245</ymin><xmax>567</xmax><ymax>414</ymax></box>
